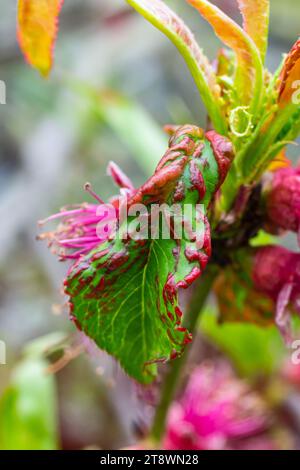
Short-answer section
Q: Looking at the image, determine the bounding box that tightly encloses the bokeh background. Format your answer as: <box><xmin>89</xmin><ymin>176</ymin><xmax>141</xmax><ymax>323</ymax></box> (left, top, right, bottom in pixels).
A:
<box><xmin>0</xmin><ymin>0</ymin><xmax>300</xmax><ymax>450</ymax></box>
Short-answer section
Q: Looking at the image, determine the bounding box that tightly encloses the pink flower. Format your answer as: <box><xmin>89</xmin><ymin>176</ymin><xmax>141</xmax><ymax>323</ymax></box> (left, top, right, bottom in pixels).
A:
<box><xmin>38</xmin><ymin>162</ymin><xmax>135</xmax><ymax>261</ymax></box>
<box><xmin>253</xmin><ymin>245</ymin><xmax>300</xmax><ymax>343</ymax></box>
<box><xmin>266</xmin><ymin>166</ymin><xmax>300</xmax><ymax>241</ymax></box>
<box><xmin>163</xmin><ymin>362</ymin><xmax>275</xmax><ymax>450</ymax></box>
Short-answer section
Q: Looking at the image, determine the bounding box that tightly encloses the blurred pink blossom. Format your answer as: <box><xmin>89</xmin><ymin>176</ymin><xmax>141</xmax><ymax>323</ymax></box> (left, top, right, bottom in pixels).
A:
<box><xmin>163</xmin><ymin>362</ymin><xmax>276</xmax><ymax>450</ymax></box>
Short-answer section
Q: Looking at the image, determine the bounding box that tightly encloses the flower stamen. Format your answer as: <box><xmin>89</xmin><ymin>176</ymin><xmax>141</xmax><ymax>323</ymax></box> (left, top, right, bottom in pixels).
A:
<box><xmin>84</xmin><ymin>182</ymin><xmax>104</xmax><ymax>204</ymax></box>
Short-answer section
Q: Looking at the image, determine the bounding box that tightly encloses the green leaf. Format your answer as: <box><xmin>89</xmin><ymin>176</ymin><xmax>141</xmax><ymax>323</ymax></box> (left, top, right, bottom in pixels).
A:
<box><xmin>187</xmin><ymin>0</ymin><xmax>264</xmax><ymax>117</ymax></box>
<box><xmin>242</xmin><ymin>105</ymin><xmax>299</xmax><ymax>182</ymax></box>
<box><xmin>250</xmin><ymin>230</ymin><xmax>277</xmax><ymax>247</ymax></box>
<box><xmin>277</xmin><ymin>107</ymin><xmax>300</xmax><ymax>143</ymax></box>
<box><xmin>0</xmin><ymin>358</ymin><xmax>59</xmax><ymax>450</ymax></box>
<box><xmin>126</xmin><ymin>0</ymin><xmax>227</xmax><ymax>135</ymax></box>
<box><xmin>65</xmin><ymin>126</ymin><xmax>234</xmax><ymax>383</ymax></box>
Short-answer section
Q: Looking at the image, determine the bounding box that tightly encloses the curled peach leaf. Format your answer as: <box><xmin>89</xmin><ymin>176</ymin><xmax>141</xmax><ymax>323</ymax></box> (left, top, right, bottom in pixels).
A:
<box><xmin>187</xmin><ymin>0</ymin><xmax>263</xmax><ymax>115</ymax></box>
<box><xmin>42</xmin><ymin>126</ymin><xmax>233</xmax><ymax>383</ymax></box>
<box><xmin>17</xmin><ymin>0</ymin><xmax>64</xmax><ymax>76</ymax></box>
<box><xmin>237</xmin><ymin>0</ymin><xmax>270</xmax><ymax>62</ymax></box>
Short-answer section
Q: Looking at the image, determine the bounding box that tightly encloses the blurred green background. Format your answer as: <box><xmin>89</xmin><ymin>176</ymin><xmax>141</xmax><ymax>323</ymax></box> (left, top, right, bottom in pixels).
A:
<box><xmin>0</xmin><ymin>0</ymin><xmax>299</xmax><ymax>449</ymax></box>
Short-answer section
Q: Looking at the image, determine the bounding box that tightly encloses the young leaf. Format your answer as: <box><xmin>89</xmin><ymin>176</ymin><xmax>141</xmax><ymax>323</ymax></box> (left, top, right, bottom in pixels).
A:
<box><xmin>242</xmin><ymin>40</ymin><xmax>300</xmax><ymax>181</ymax></box>
<box><xmin>281</xmin><ymin>107</ymin><xmax>300</xmax><ymax>143</ymax></box>
<box><xmin>17</xmin><ymin>0</ymin><xmax>64</xmax><ymax>76</ymax></box>
<box><xmin>65</xmin><ymin>126</ymin><xmax>234</xmax><ymax>383</ymax></box>
<box><xmin>237</xmin><ymin>0</ymin><xmax>270</xmax><ymax>62</ymax></box>
<box><xmin>278</xmin><ymin>38</ymin><xmax>300</xmax><ymax>108</ymax></box>
<box><xmin>187</xmin><ymin>0</ymin><xmax>263</xmax><ymax>115</ymax></box>
<box><xmin>126</xmin><ymin>0</ymin><xmax>227</xmax><ymax>135</ymax></box>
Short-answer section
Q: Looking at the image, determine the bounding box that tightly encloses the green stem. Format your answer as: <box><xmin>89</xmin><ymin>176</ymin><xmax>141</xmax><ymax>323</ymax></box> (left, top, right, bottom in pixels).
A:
<box><xmin>150</xmin><ymin>264</ymin><xmax>218</xmax><ymax>444</ymax></box>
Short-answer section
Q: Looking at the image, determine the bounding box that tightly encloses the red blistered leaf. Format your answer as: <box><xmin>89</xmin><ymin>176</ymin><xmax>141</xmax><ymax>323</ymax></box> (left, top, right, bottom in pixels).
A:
<box><xmin>17</xmin><ymin>0</ymin><xmax>64</xmax><ymax>76</ymax></box>
<box><xmin>40</xmin><ymin>125</ymin><xmax>234</xmax><ymax>383</ymax></box>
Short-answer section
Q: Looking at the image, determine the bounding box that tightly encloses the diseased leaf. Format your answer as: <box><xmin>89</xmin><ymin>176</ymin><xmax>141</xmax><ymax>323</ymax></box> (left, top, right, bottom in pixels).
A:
<box><xmin>126</xmin><ymin>0</ymin><xmax>226</xmax><ymax>134</ymax></box>
<box><xmin>278</xmin><ymin>38</ymin><xmax>300</xmax><ymax>107</ymax></box>
<box><xmin>237</xmin><ymin>0</ymin><xmax>270</xmax><ymax>62</ymax></box>
<box><xmin>65</xmin><ymin>126</ymin><xmax>234</xmax><ymax>383</ymax></box>
<box><xmin>187</xmin><ymin>0</ymin><xmax>263</xmax><ymax>114</ymax></box>
<box><xmin>17</xmin><ymin>0</ymin><xmax>64</xmax><ymax>76</ymax></box>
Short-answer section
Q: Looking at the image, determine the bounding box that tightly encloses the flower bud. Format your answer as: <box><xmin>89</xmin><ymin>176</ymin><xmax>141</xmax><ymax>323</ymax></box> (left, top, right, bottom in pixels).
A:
<box><xmin>253</xmin><ymin>245</ymin><xmax>300</xmax><ymax>343</ymax></box>
<box><xmin>266</xmin><ymin>167</ymin><xmax>300</xmax><ymax>235</ymax></box>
